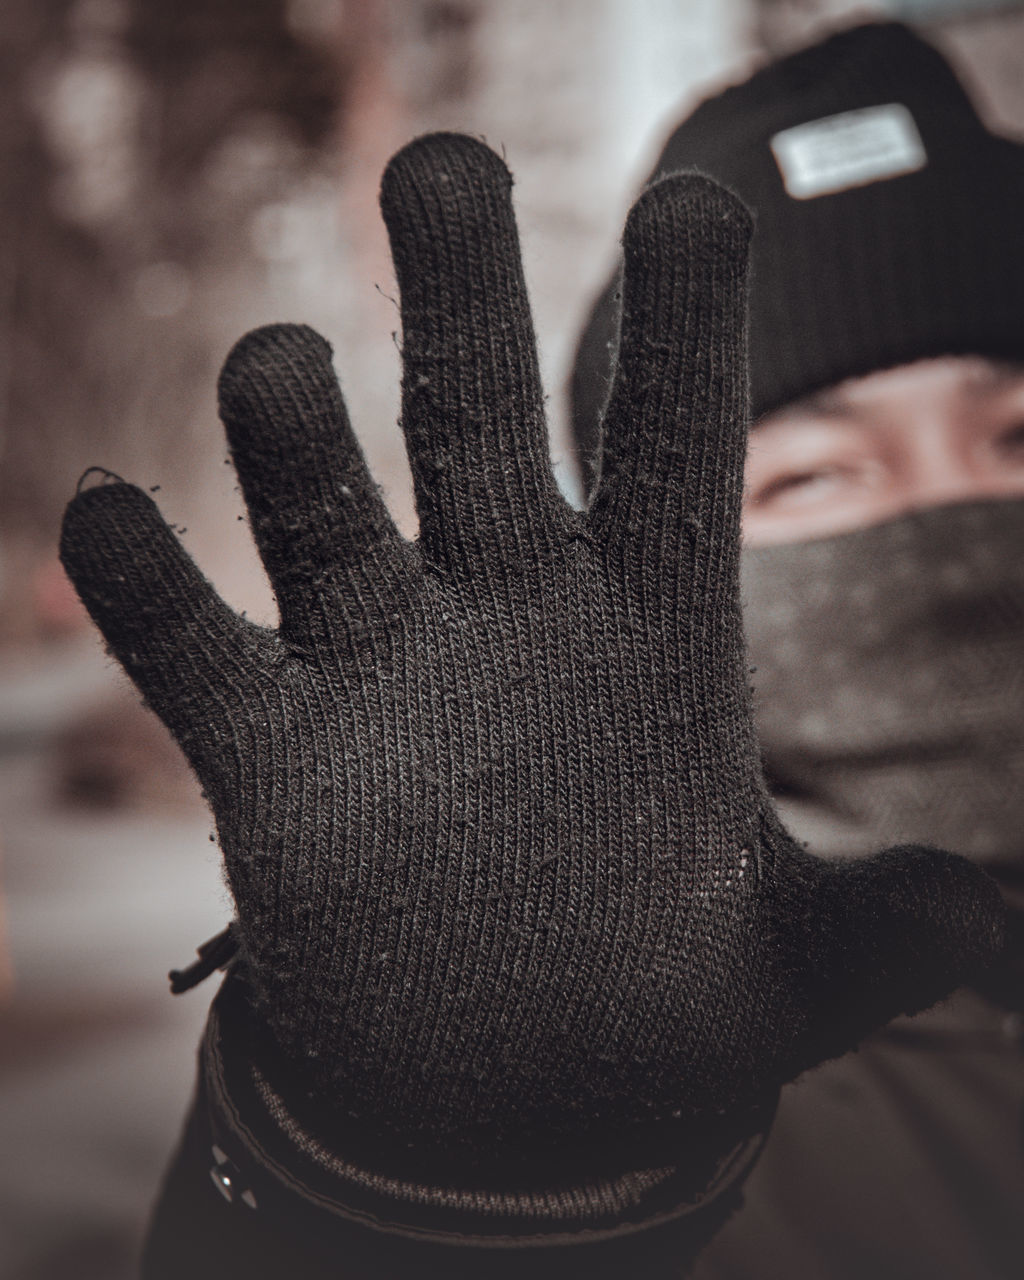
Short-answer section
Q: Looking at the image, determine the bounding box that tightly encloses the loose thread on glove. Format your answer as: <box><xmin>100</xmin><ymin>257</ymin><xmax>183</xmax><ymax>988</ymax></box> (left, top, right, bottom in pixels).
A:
<box><xmin>76</xmin><ymin>466</ymin><xmax>127</xmax><ymax>493</ymax></box>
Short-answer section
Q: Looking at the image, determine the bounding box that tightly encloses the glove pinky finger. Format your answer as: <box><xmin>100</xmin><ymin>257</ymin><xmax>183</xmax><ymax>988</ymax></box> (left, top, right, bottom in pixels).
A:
<box><xmin>60</xmin><ymin>477</ymin><xmax>256</xmax><ymax>728</ymax></box>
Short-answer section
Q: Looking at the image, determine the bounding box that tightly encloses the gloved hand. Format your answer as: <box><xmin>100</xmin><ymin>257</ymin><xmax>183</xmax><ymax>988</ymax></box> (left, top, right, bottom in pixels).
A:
<box><xmin>60</xmin><ymin>134</ymin><xmax>1003</xmax><ymax>1234</ymax></box>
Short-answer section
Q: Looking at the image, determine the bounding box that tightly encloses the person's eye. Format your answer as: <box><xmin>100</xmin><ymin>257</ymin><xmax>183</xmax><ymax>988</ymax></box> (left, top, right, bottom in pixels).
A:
<box><xmin>995</xmin><ymin>421</ymin><xmax>1024</xmax><ymax>458</ymax></box>
<box><xmin>747</xmin><ymin>467</ymin><xmax>849</xmax><ymax>509</ymax></box>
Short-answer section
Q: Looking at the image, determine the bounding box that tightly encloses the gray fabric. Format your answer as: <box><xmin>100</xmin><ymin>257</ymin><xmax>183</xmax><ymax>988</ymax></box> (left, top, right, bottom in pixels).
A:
<box><xmin>742</xmin><ymin>497</ymin><xmax>1024</xmax><ymax>913</ymax></box>
<box><xmin>693</xmin><ymin>985</ymin><xmax>1024</xmax><ymax>1280</ymax></box>
<box><xmin>695</xmin><ymin>497</ymin><xmax>1024</xmax><ymax>1279</ymax></box>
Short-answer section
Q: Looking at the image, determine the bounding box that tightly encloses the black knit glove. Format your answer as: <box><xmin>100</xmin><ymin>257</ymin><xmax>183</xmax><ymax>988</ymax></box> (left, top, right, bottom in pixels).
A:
<box><xmin>60</xmin><ymin>135</ymin><xmax>1002</xmax><ymax>1238</ymax></box>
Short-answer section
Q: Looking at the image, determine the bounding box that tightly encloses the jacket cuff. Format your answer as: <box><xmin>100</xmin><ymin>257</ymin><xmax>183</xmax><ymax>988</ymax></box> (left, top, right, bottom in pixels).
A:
<box><xmin>199</xmin><ymin>971</ymin><xmax>777</xmax><ymax>1253</ymax></box>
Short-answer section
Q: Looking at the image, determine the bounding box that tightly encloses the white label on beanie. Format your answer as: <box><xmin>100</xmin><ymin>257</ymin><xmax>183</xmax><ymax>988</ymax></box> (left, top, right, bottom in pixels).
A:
<box><xmin>771</xmin><ymin>104</ymin><xmax>926</xmax><ymax>199</ymax></box>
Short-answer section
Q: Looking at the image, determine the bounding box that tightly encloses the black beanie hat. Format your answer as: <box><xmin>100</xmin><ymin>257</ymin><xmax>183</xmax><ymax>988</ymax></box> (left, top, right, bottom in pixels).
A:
<box><xmin>571</xmin><ymin>21</ymin><xmax>1024</xmax><ymax>491</ymax></box>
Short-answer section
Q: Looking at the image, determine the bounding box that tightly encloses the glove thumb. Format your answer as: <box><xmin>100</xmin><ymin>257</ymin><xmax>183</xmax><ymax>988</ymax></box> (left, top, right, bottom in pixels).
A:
<box><xmin>773</xmin><ymin>836</ymin><xmax>1006</xmax><ymax>1072</ymax></box>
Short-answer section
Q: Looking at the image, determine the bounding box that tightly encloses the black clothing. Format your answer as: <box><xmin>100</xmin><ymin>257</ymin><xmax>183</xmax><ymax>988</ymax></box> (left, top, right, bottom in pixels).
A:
<box><xmin>572</xmin><ymin>24</ymin><xmax>1024</xmax><ymax>497</ymax></box>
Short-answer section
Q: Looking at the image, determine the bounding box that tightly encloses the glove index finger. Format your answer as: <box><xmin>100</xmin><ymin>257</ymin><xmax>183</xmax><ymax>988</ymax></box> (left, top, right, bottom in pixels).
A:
<box><xmin>589</xmin><ymin>174</ymin><xmax>753</xmax><ymax>582</ymax></box>
<box><xmin>60</xmin><ymin>478</ymin><xmax>255</xmax><ymax>733</ymax></box>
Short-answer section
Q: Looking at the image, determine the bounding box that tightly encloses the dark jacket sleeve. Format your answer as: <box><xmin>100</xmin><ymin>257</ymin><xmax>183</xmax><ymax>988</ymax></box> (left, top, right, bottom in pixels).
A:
<box><xmin>141</xmin><ymin>978</ymin><xmax>769</xmax><ymax>1280</ymax></box>
<box><xmin>143</xmin><ymin>1080</ymin><xmax>752</xmax><ymax>1280</ymax></box>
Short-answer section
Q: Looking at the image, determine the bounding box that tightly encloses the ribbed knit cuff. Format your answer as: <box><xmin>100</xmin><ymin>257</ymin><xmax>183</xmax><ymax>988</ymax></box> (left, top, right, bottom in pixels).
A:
<box><xmin>199</xmin><ymin>972</ymin><xmax>777</xmax><ymax>1252</ymax></box>
<box><xmin>746</xmin><ymin>132</ymin><xmax>1024</xmax><ymax>419</ymax></box>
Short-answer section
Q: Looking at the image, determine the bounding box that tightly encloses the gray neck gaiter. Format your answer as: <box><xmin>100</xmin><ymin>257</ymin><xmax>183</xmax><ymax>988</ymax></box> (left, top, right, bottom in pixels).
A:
<box><xmin>741</xmin><ymin>499</ymin><xmax>1024</xmax><ymax>921</ymax></box>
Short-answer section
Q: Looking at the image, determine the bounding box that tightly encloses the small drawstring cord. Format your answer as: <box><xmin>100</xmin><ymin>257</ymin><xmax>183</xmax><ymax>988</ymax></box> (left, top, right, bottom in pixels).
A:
<box><xmin>169</xmin><ymin>922</ymin><xmax>240</xmax><ymax>994</ymax></box>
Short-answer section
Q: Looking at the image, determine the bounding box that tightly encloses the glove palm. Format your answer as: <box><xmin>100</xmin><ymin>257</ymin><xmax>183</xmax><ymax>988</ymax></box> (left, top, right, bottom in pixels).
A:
<box><xmin>60</xmin><ymin>135</ymin><xmax>1002</xmax><ymax>1170</ymax></box>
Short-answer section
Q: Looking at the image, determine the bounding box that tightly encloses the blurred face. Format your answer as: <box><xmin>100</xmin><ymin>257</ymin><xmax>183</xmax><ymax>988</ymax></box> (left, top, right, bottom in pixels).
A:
<box><xmin>742</xmin><ymin>356</ymin><xmax>1024</xmax><ymax>546</ymax></box>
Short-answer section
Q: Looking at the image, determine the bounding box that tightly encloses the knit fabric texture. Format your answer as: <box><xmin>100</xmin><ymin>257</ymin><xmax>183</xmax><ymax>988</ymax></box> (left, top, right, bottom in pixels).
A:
<box><xmin>571</xmin><ymin>21</ymin><xmax>1024</xmax><ymax>495</ymax></box>
<box><xmin>60</xmin><ymin>134</ymin><xmax>1003</xmax><ymax>1185</ymax></box>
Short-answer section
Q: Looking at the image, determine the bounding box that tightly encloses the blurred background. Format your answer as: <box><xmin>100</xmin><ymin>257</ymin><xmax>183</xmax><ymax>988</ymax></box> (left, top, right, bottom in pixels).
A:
<box><xmin>1</xmin><ymin>1</ymin><xmax>1022</xmax><ymax>1275</ymax></box>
